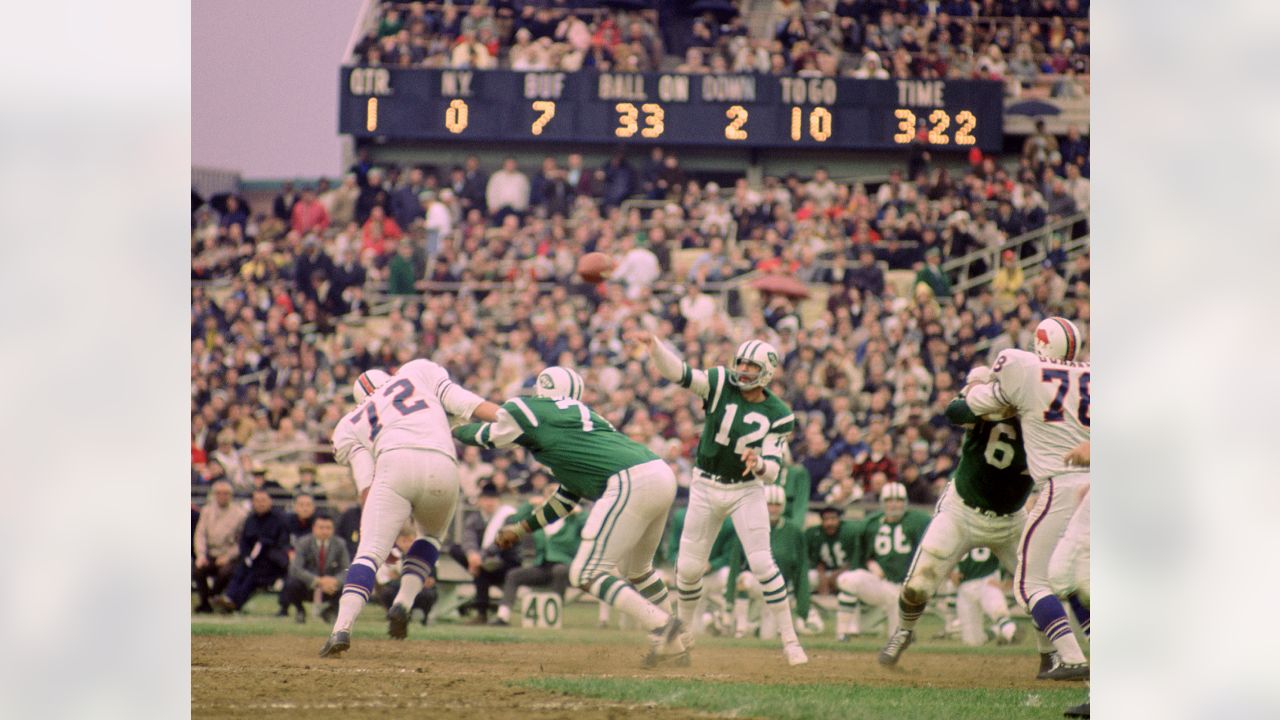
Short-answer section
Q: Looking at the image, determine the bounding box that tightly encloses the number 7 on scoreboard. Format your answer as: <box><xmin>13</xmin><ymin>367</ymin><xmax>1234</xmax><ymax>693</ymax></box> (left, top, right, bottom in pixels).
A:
<box><xmin>531</xmin><ymin>101</ymin><xmax>556</xmax><ymax>136</ymax></box>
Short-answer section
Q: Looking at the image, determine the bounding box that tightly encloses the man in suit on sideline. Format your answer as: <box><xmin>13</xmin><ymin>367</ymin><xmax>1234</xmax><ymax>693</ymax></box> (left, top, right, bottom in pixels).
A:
<box><xmin>279</xmin><ymin>514</ymin><xmax>350</xmax><ymax>623</ymax></box>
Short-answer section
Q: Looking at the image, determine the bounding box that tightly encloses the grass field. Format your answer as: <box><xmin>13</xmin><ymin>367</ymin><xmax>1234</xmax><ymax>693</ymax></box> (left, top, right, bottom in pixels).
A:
<box><xmin>192</xmin><ymin>595</ymin><xmax>1088</xmax><ymax>719</ymax></box>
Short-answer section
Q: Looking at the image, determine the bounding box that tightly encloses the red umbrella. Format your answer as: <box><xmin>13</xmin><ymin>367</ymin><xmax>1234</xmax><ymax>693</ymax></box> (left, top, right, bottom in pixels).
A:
<box><xmin>752</xmin><ymin>274</ymin><xmax>811</xmax><ymax>299</ymax></box>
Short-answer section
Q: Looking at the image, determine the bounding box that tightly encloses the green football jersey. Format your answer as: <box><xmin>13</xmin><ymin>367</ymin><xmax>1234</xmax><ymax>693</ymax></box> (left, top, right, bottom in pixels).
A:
<box><xmin>457</xmin><ymin>396</ymin><xmax>658</xmax><ymax>500</ymax></box>
<box><xmin>686</xmin><ymin>366</ymin><xmax>795</xmax><ymax>479</ymax></box>
<box><xmin>860</xmin><ymin>509</ymin><xmax>931</xmax><ymax>584</ymax></box>
<box><xmin>956</xmin><ymin>546</ymin><xmax>1001</xmax><ymax>583</ymax></box>
<box><xmin>945</xmin><ymin>398</ymin><xmax>1034</xmax><ymax>515</ymax></box>
<box><xmin>781</xmin><ymin>464</ymin><xmax>811</xmax><ymax>526</ymax></box>
<box><xmin>724</xmin><ymin>516</ymin><xmax>811</xmax><ymax>618</ymax></box>
<box><xmin>806</xmin><ymin>520</ymin><xmax>861</xmax><ymax>571</ymax></box>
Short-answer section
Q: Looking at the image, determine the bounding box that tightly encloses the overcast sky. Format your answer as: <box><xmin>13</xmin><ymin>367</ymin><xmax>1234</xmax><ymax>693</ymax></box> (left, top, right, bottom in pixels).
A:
<box><xmin>192</xmin><ymin>0</ymin><xmax>362</xmax><ymax>179</ymax></box>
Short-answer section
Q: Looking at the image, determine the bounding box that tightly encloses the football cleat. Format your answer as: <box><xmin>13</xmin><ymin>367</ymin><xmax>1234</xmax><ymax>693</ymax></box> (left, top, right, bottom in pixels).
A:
<box><xmin>642</xmin><ymin>616</ymin><xmax>686</xmax><ymax>668</ymax></box>
<box><xmin>319</xmin><ymin>630</ymin><xmax>351</xmax><ymax>658</ymax></box>
<box><xmin>878</xmin><ymin>628</ymin><xmax>914</xmax><ymax>667</ymax></box>
<box><xmin>1037</xmin><ymin>652</ymin><xmax>1058</xmax><ymax>679</ymax></box>
<box><xmin>1041</xmin><ymin>657</ymin><xmax>1089</xmax><ymax>681</ymax></box>
<box><xmin>387</xmin><ymin>604</ymin><xmax>410</xmax><ymax>640</ymax></box>
<box><xmin>784</xmin><ymin>643</ymin><xmax>809</xmax><ymax>666</ymax></box>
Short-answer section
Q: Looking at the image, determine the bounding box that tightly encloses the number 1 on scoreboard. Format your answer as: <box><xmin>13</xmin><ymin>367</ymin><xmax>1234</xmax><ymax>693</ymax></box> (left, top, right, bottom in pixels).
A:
<box><xmin>531</xmin><ymin>101</ymin><xmax>556</xmax><ymax>135</ymax></box>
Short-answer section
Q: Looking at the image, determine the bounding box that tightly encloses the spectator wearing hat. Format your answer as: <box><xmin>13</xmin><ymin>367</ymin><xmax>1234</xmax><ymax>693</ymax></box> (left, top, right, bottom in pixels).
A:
<box><xmin>448</xmin><ymin>484</ymin><xmax>520</xmax><ymax>625</ymax></box>
<box><xmin>193</xmin><ymin>481</ymin><xmax>248</xmax><ymax>613</ymax></box>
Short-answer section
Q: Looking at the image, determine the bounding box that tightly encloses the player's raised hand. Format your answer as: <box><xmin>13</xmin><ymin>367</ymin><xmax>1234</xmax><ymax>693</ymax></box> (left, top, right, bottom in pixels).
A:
<box><xmin>623</xmin><ymin>329</ymin><xmax>652</xmax><ymax>359</ymax></box>
<box><xmin>740</xmin><ymin>447</ymin><xmax>758</xmax><ymax>476</ymax></box>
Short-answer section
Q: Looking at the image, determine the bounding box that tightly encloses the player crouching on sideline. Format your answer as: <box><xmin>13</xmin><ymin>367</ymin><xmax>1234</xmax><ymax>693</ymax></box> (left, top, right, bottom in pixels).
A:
<box><xmin>835</xmin><ymin>483</ymin><xmax>929</xmax><ymax>640</ymax></box>
<box><xmin>949</xmin><ymin>548</ymin><xmax>1020</xmax><ymax>646</ymax></box>
<box><xmin>629</xmin><ymin>331</ymin><xmax>808</xmax><ymax>666</ymax></box>
<box><xmin>877</xmin><ymin>363</ymin><xmax>1038</xmax><ymax>668</ymax></box>
<box><xmin>723</xmin><ymin>485</ymin><xmax>816</xmax><ymax>639</ymax></box>
<box><xmin>954</xmin><ymin>317</ymin><xmax>1091</xmax><ymax>682</ymax></box>
<box><xmin>454</xmin><ymin>366</ymin><xmax>686</xmax><ymax>667</ymax></box>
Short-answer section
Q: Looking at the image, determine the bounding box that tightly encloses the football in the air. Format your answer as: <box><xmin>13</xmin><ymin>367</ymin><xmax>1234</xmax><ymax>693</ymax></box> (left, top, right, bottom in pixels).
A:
<box><xmin>577</xmin><ymin>252</ymin><xmax>615</xmax><ymax>283</ymax></box>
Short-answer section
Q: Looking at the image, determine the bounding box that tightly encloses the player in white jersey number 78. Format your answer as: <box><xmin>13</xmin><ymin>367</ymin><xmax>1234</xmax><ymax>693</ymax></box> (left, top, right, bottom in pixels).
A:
<box><xmin>321</xmin><ymin>360</ymin><xmax>500</xmax><ymax>657</ymax></box>
<box><xmin>959</xmin><ymin>317</ymin><xmax>1091</xmax><ymax>681</ymax></box>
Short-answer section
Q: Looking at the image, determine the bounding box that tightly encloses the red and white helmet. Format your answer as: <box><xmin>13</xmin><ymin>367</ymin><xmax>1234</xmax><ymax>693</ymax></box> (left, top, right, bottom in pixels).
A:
<box><xmin>353</xmin><ymin>368</ymin><xmax>391</xmax><ymax>402</ymax></box>
<box><xmin>1033</xmin><ymin>317</ymin><xmax>1083</xmax><ymax>361</ymax></box>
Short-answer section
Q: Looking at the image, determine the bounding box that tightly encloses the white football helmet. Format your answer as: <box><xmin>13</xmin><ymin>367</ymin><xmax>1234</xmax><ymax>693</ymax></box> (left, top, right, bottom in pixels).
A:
<box><xmin>353</xmin><ymin>368</ymin><xmax>391</xmax><ymax>402</ymax></box>
<box><xmin>764</xmin><ymin>484</ymin><xmax>786</xmax><ymax>508</ymax></box>
<box><xmin>731</xmin><ymin>339</ymin><xmax>781</xmax><ymax>390</ymax></box>
<box><xmin>1033</xmin><ymin>317</ymin><xmax>1083</xmax><ymax>361</ymax></box>
<box><xmin>880</xmin><ymin>481</ymin><xmax>908</xmax><ymax>503</ymax></box>
<box><xmin>881</xmin><ymin>481</ymin><xmax>908</xmax><ymax>521</ymax></box>
<box><xmin>534</xmin><ymin>366</ymin><xmax>584</xmax><ymax>401</ymax></box>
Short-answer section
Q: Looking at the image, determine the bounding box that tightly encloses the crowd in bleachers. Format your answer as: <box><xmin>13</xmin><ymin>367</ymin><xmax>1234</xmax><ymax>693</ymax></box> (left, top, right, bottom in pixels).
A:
<box><xmin>352</xmin><ymin>1</ymin><xmax>1088</xmax><ymax>95</ymax></box>
<box><xmin>192</xmin><ymin>129</ymin><xmax>1088</xmax><ymax>509</ymax></box>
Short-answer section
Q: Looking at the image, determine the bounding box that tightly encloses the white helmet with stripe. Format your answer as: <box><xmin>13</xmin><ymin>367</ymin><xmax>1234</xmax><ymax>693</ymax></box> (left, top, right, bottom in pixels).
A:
<box><xmin>731</xmin><ymin>339</ymin><xmax>780</xmax><ymax>390</ymax></box>
<box><xmin>764</xmin><ymin>484</ymin><xmax>786</xmax><ymax>508</ymax></box>
<box><xmin>880</xmin><ymin>481</ymin><xmax>908</xmax><ymax>502</ymax></box>
<box><xmin>1033</xmin><ymin>316</ymin><xmax>1084</xmax><ymax>361</ymax></box>
<box><xmin>353</xmin><ymin>368</ymin><xmax>391</xmax><ymax>403</ymax></box>
<box><xmin>880</xmin><ymin>481</ymin><xmax>908</xmax><ymax>521</ymax></box>
<box><xmin>534</xmin><ymin>366</ymin><xmax>585</xmax><ymax>401</ymax></box>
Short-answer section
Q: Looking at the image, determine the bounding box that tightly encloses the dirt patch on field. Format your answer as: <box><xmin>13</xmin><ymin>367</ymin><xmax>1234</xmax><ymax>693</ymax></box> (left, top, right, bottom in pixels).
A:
<box><xmin>192</xmin><ymin>635</ymin><xmax>1046</xmax><ymax>719</ymax></box>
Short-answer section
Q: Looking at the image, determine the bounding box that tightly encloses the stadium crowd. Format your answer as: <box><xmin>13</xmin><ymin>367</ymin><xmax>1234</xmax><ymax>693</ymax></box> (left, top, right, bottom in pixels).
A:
<box><xmin>353</xmin><ymin>0</ymin><xmax>1088</xmax><ymax>95</ymax></box>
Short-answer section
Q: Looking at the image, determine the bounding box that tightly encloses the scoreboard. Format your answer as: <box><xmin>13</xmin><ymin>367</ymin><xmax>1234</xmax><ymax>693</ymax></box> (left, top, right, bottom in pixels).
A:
<box><xmin>340</xmin><ymin>68</ymin><xmax>1004</xmax><ymax>152</ymax></box>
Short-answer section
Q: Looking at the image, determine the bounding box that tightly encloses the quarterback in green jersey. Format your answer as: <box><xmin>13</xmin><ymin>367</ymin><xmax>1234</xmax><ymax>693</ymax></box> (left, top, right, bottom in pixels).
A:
<box><xmin>631</xmin><ymin>331</ymin><xmax>808</xmax><ymax>666</ymax></box>
<box><xmin>835</xmin><ymin>482</ymin><xmax>931</xmax><ymax>640</ymax></box>
<box><xmin>454</xmin><ymin>366</ymin><xmax>684</xmax><ymax>667</ymax></box>
<box><xmin>878</xmin><ymin>364</ymin><xmax>1037</xmax><ymax>668</ymax></box>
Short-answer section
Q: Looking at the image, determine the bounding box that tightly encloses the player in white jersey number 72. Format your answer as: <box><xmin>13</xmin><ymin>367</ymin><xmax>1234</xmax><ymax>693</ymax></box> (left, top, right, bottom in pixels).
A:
<box><xmin>321</xmin><ymin>360</ymin><xmax>500</xmax><ymax>657</ymax></box>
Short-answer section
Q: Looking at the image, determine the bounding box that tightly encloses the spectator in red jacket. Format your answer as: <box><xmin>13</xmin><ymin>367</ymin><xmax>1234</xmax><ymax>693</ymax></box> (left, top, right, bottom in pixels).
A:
<box><xmin>290</xmin><ymin>188</ymin><xmax>330</xmax><ymax>235</ymax></box>
<box><xmin>361</xmin><ymin>206</ymin><xmax>403</xmax><ymax>257</ymax></box>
